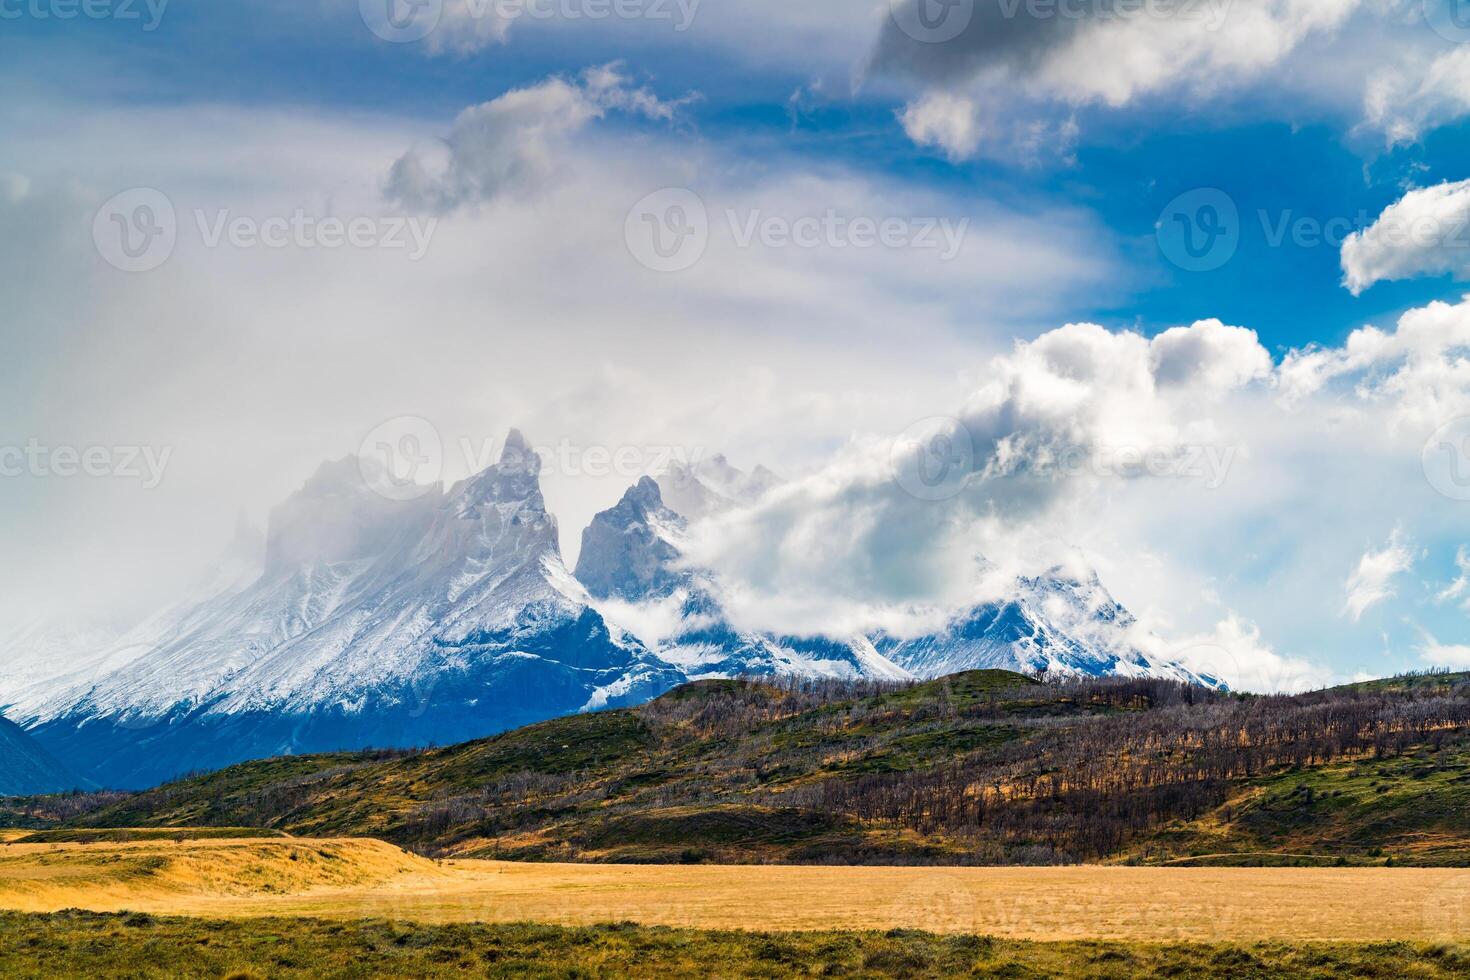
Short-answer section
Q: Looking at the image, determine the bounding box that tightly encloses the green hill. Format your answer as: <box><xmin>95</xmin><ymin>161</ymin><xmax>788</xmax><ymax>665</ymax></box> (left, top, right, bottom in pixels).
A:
<box><xmin>14</xmin><ymin>669</ymin><xmax>1470</xmax><ymax>867</ymax></box>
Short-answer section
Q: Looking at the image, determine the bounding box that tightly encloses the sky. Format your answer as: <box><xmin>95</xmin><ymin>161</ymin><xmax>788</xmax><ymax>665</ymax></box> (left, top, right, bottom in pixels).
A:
<box><xmin>5</xmin><ymin>0</ymin><xmax>1470</xmax><ymax>690</ymax></box>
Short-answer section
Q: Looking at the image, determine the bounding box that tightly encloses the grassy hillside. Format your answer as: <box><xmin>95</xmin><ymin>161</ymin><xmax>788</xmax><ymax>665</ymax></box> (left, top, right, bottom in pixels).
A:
<box><xmin>4</xmin><ymin>911</ymin><xmax>1466</xmax><ymax>979</ymax></box>
<box><xmin>1127</xmin><ymin>737</ymin><xmax>1470</xmax><ymax>866</ymax></box>
<box><xmin>16</xmin><ymin>669</ymin><xmax>1470</xmax><ymax>867</ymax></box>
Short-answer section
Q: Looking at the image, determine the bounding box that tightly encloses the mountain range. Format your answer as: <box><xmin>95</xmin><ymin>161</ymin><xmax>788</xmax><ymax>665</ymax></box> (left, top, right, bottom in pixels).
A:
<box><xmin>1</xmin><ymin>429</ymin><xmax>1216</xmax><ymax>790</ymax></box>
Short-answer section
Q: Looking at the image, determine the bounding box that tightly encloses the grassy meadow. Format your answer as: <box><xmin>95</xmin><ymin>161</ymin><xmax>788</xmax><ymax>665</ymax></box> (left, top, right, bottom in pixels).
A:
<box><xmin>2</xmin><ymin>910</ymin><xmax>1469</xmax><ymax>979</ymax></box>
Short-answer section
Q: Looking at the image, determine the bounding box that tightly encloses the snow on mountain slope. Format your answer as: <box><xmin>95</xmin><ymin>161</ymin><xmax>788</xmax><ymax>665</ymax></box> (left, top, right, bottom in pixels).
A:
<box><xmin>576</xmin><ymin>474</ymin><xmax>911</xmax><ymax>683</ymax></box>
<box><xmin>0</xmin><ymin>619</ymin><xmax>123</xmax><ymax>709</ymax></box>
<box><xmin>583</xmin><ymin>461</ymin><xmax>1218</xmax><ymax>690</ymax></box>
<box><xmin>877</xmin><ymin>572</ymin><xmax>1224</xmax><ymax>688</ymax></box>
<box><xmin>24</xmin><ymin>432</ymin><xmax>684</xmax><ymax>788</ymax></box>
<box><xmin>2</xmin><ymin>515</ymin><xmax>265</xmax><ymax>721</ymax></box>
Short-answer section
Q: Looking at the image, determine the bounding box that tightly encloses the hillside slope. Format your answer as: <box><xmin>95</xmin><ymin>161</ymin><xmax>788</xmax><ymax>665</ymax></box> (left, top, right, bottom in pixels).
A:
<box><xmin>30</xmin><ymin>670</ymin><xmax>1470</xmax><ymax>867</ymax></box>
<box><xmin>0</xmin><ymin>716</ymin><xmax>87</xmax><ymax>797</ymax></box>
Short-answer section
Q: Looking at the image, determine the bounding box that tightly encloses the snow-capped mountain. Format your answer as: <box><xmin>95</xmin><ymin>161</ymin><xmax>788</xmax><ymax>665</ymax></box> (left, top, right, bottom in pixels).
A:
<box><xmin>877</xmin><ymin>572</ymin><xmax>1222</xmax><ymax>687</ymax></box>
<box><xmin>578</xmin><ymin>462</ymin><xmax>1220</xmax><ymax>690</ymax></box>
<box><xmin>0</xmin><ymin>618</ymin><xmax>125</xmax><ymax>708</ymax></box>
<box><xmin>1</xmin><ymin>515</ymin><xmax>266</xmax><ymax>722</ymax></box>
<box><xmin>13</xmin><ymin>433</ymin><xmax>1219</xmax><ymax>790</ymax></box>
<box><xmin>22</xmin><ymin>432</ymin><xmax>683</xmax><ymax>789</ymax></box>
<box><xmin>575</xmin><ymin>475</ymin><xmax>910</xmax><ymax>681</ymax></box>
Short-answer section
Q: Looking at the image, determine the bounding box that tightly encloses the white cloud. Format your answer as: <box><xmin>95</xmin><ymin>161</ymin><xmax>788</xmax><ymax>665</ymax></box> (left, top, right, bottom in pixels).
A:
<box><xmin>1162</xmin><ymin>614</ymin><xmax>1336</xmax><ymax>693</ymax></box>
<box><xmin>0</xmin><ymin>81</ymin><xmax>1121</xmax><ymax>626</ymax></box>
<box><xmin>1276</xmin><ymin>293</ymin><xmax>1470</xmax><ymax>428</ymax></box>
<box><xmin>875</xmin><ymin>0</ymin><xmax>1361</xmax><ymax>160</ymax></box>
<box><xmin>1150</xmin><ymin>318</ymin><xmax>1275</xmax><ymax>391</ymax></box>
<box><xmin>682</xmin><ymin>318</ymin><xmax>1274</xmax><ymax>638</ymax></box>
<box><xmin>1340</xmin><ymin>180</ymin><xmax>1470</xmax><ymax>295</ymax></box>
<box><xmin>1437</xmin><ymin>546</ymin><xmax>1470</xmax><ymax>611</ymax></box>
<box><xmin>1419</xmin><ymin>630</ymin><xmax>1470</xmax><ymax>668</ymax></box>
<box><xmin>1343</xmin><ymin>531</ymin><xmax>1414</xmax><ymax>622</ymax></box>
<box><xmin>669</xmin><ymin>298</ymin><xmax>1470</xmax><ymax>686</ymax></box>
<box><xmin>1363</xmin><ymin>46</ymin><xmax>1470</xmax><ymax>147</ymax></box>
<box><xmin>386</xmin><ymin>64</ymin><xmax>689</xmax><ymax>214</ymax></box>
<box><xmin>899</xmin><ymin>92</ymin><xmax>984</xmax><ymax>162</ymax></box>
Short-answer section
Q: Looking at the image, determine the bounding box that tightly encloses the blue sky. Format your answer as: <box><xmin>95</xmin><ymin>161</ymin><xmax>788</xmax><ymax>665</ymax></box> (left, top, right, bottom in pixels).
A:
<box><xmin>6</xmin><ymin>0</ymin><xmax>1470</xmax><ymax>689</ymax></box>
<box><xmin>11</xmin><ymin>0</ymin><xmax>1468</xmax><ymax>351</ymax></box>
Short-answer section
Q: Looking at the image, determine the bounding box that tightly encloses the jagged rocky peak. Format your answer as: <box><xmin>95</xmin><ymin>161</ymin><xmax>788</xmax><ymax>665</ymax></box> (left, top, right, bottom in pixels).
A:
<box><xmin>432</xmin><ymin>428</ymin><xmax>562</xmax><ymax>567</ymax></box>
<box><xmin>658</xmin><ymin>454</ymin><xmax>782</xmax><ymax>521</ymax></box>
<box><xmin>263</xmin><ymin>456</ymin><xmax>439</xmax><ymax>575</ymax></box>
<box><xmin>575</xmin><ymin>476</ymin><xmax>687</xmax><ymax>601</ymax></box>
<box><xmin>452</xmin><ymin>429</ymin><xmax>548</xmax><ymax>511</ymax></box>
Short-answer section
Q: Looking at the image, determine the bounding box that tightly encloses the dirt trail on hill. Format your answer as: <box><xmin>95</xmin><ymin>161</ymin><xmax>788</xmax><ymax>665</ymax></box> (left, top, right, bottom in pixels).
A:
<box><xmin>0</xmin><ymin>837</ymin><xmax>1466</xmax><ymax>942</ymax></box>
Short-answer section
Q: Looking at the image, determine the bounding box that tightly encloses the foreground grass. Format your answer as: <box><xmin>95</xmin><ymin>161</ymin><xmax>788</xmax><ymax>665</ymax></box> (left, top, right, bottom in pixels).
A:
<box><xmin>1</xmin><ymin>911</ymin><xmax>1468</xmax><ymax>979</ymax></box>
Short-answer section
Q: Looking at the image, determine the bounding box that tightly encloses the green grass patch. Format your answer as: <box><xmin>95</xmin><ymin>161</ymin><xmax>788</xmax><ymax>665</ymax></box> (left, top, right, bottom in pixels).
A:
<box><xmin>0</xmin><ymin>911</ymin><xmax>1466</xmax><ymax>979</ymax></box>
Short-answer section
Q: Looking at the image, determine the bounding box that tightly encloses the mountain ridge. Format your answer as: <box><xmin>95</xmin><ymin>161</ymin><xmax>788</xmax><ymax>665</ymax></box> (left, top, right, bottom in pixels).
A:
<box><xmin>19</xmin><ymin>668</ymin><xmax>1468</xmax><ymax>868</ymax></box>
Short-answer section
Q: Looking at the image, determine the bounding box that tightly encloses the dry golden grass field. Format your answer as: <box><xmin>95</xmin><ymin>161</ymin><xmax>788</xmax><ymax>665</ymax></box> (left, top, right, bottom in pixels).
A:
<box><xmin>0</xmin><ymin>834</ymin><xmax>1467</xmax><ymax>944</ymax></box>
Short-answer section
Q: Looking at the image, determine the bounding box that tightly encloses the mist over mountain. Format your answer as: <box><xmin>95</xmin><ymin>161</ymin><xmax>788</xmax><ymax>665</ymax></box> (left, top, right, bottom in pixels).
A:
<box><xmin>15</xmin><ymin>433</ymin><xmax>681</xmax><ymax>788</ymax></box>
<box><xmin>4</xmin><ymin>430</ymin><xmax>1213</xmax><ymax>790</ymax></box>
